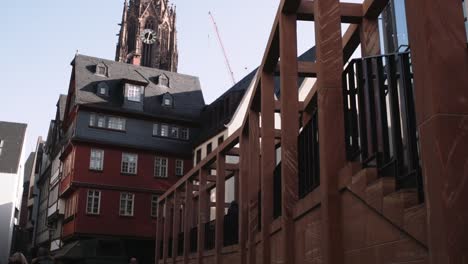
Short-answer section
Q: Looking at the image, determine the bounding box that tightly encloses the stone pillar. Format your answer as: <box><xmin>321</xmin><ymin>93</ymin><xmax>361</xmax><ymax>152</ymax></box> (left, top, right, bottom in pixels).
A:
<box><xmin>405</xmin><ymin>0</ymin><xmax>468</xmax><ymax>263</ymax></box>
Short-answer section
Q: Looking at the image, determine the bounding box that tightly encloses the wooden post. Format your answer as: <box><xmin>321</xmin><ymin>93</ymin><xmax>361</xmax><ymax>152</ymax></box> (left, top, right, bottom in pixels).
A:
<box><xmin>172</xmin><ymin>190</ymin><xmax>181</xmax><ymax>264</ymax></box>
<box><xmin>215</xmin><ymin>153</ymin><xmax>226</xmax><ymax>264</ymax></box>
<box><xmin>197</xmin><ymin>169</ymin><xmax>208</xmax><ymax>264</ymax></box>
<box><xmin>405</xmin><ymin>0</ymin><xmax>468</xmax><ymax>262</ymax></box>
<box><xmin>247</xmin><ymin>111</ymin><xmax>260</xmax><ymax>264</ymax></box>
<box><xmin>279</xmin><ymin>12</ymin><xmax>299</xmax><ymax>264</ymax></box>
<box><xmin>260</xmin><ymin>71</ymin><xmax>275</xmax><ymax>264</ymax></box>
<box><xmin>163</xmin><ymin>198</ymin><xmax>173</xmax><ymax>264</ymax></box>
<box><xmin>239</xmin><ymin>128</ymin><xmax>250</xmax><ymax>264</ymax></box>
<box><xmin>314</xmin><ymin>0</ymin><xmax>346</xmax><ymax>263</ymax></box>
<box><xmin>183</xmin><ymin>181</ymin><xmax>193</xmax><ymax>264</ymax></box>
<box><xmin>155</xmin><ymin>201</ymin><xmax>164</xmax><ymax>264</ymax></box>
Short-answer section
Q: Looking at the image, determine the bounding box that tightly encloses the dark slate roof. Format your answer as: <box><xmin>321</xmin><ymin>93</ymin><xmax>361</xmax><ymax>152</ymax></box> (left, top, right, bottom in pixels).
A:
<box><xmin>196</xmin><ymin>46</ymin><xmax>316</xmax><ymax>144</ymax></box>
<box><xmin>23</xmin><ymin>152</ymin><xmax>35</xmax><ymax>183</ymax></box>
<box><xmin>0</xmin><ymin>121</ymin><xmax>27</xmax><ymax>174</ymax></box>
<box><xmin>71</xmin><ymin>55</ymin><xmax>205</xmax><ymax>122</ymax></box>
<box><xmin>58</xmin><ymin>94</ymin><xmax>68</xmax><ymax>122</ymax></box>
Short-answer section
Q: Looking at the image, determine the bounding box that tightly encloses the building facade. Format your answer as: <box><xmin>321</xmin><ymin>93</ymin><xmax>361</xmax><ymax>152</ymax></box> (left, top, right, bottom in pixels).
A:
<box><xmin>0</xmin><ymin>121</ymin><xmax>27</xmax><ymax>264</ymax></box>
<box><xmin>53</xmin><ymin>54</ymin><xmax>204</xmax><ymax>263</ymax></box>
<box><xmin>116</xmin><ymin>0</ymin><xmax>178</xmax><ymax>72</ymax></box>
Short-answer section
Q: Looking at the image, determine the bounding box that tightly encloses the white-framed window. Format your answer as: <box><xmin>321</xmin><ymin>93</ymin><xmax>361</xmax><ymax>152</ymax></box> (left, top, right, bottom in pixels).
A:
<box><xmin>175</xmin><ymin>159</ymin><xmax>184</xmax><ymax>176</ymax></box>
<box><xmin>86</xmin><ymin>190</ymin><xmax>101</xmax><ymax>215</ymax></box>
<box><xmin>0</xmin><ymin>139</ymin><xmax>4</xmax><ymax>156</ymax></box>
<box><xmin>161</xmin><ymin>124</ymin><xmax>169</xmax><ymax>137</ymax></box>
<box><xmin>153</xmin><ymin>124</ymin><xmax>160</xmax><ymax>136</ymax></box>
<box><xmin>120</xmin><ymin>192</ymin><xmax>134</xmax><ymax>216</ymax></box>
<box><xmin>90</xmin><ymin>149</ymin><xmax>104</xmax><ymax>171</ymax></box>
<box><xmin>151</xmin><ymin>195</ymin><xmax>158</xmax><ymax>217</ymax></box>
<box><xmin>163</xmin><ymin>98</ymin><xmax>172</xmax><ymax>106</ymax></box>
<box><xmin>154</xmin><ymin>157</ymin><xmax>168</xmax><ymax>178</ymax></box>
<box><xmin>108</xmin><ymin>117</ymin><xmax>126</xmax><ymax>131</ymax></box>
<box><xmin>89</xmin><ymin>114</ymin><xmax>96</xmax><ymax>126</ymax></box>
<box><xmin>170</xmin><ymin>127</ymin><xmax>179</xmax><ymax>138</ymax></box>
<box><xmin>121</xmin><ymin>153</ymin><xmax>138</xmax><ymax>174</ymax></box>
<box><xmin>97</xmin><ymin>115</ymin><xmax>106</xmax><ymax>128</ymax></box>
<box><xmin>180</xmin><ymin>128</ymin><xmax>189</xmax><ymax>140</ymax></box>
<box><xmin>127</xmin><ymin>85</ymin><xmax>142</xmax><ymax>102</ymax></box>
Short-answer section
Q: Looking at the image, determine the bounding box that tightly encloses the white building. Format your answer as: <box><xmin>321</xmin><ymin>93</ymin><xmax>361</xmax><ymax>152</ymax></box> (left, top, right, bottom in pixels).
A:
<box><xmin>0</xmin><ymin>121</ymin><xmax>27</xmax><ymax>264</ymax></box>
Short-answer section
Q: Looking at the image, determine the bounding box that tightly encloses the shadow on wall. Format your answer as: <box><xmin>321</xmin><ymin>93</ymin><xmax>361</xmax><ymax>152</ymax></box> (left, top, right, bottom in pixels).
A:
<box><xmin>0</xmin><ymin>202</ymin><xmax>14</xmax><ymax>264</ymax></box>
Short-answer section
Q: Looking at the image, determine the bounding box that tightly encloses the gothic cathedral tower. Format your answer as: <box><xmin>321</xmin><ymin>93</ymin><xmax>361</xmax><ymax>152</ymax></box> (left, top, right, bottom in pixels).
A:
<box><xmin>115</xmin><ymin>0</ymin><xmax>178</xmax><ymax>72</ymax></box>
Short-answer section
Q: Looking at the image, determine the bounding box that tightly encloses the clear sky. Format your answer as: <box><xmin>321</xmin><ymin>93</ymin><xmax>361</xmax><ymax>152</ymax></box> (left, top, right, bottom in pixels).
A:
<box><xmin>0</xmin><ymin>0</ymin><xmax>359</xmax><ymax>155</ymax></box>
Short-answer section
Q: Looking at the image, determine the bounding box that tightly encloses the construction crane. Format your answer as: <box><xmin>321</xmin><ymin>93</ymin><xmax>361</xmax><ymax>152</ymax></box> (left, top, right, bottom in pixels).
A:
<box><xmin>208</xmin><ymin>11</ymin><xmax>236</xmax><ymax>85</ymax></box>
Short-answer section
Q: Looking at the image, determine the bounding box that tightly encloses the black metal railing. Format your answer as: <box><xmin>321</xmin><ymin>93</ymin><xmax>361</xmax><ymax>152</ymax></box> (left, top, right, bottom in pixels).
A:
<box><xmin>159</xmin><ymin>240</ymin><xmax>163</xmax><ymax>259</ymax></box>
<box><xmin>177</xmin><ymin>232</ymin><xmax>184</xmax><ymax>256</ymax></box>
<box><xmin>168</xmin><ymin>237</ymin><xmax>173</xmax><ymax>258</ymax></box>
<box><xmin>223</xmin><ymin>211</ymin><xmax>239</xmax><ymax>246</ymax></box>
<box><xmin>273</xmin><ymin>162</ymin><xmax>282</xmax><ymax>219</ymax></box>
<box><xmin>204</xmin><ymin>220</ymin><xmax>215</xmax><ymax>250</ymax></box>
<box><xmin>342</xmin><ymin>52</ymin><xmax>423</xmax><ymax>202</ymax></box>
<box><xmin>189</xmin><ymin>227</ymin><xmax>198</xmax><ymax>253</ymax></box>
<box><xmin>298</xmin><ymin>97</ymin><xmax>320</xmax><ymax>199</ymax></box>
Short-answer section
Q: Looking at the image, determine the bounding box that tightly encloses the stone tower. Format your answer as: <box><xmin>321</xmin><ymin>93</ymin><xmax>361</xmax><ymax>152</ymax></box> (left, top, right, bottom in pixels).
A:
<box><xmin>115</xmin><ymin>0</ymin><xmax>178</xmax><ymax>72</ymax></box>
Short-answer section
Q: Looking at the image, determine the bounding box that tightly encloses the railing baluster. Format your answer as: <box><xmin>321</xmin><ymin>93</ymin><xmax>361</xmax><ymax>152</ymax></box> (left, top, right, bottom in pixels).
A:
<box><xmin>374</xmin><ymin>56</ymin><xmax>391</xmax><ymax>166</ymax></box>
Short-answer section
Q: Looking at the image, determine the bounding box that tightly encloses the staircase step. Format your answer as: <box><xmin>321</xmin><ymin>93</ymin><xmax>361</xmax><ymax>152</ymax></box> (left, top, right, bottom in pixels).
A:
<box><xmin>382</xmin><ymin>189</ymin><xmax>419</xmax><ymax>226</ymax></box>
<box><xmin>348</xmin><ymin>168</ymin><xmax>378</xmax><ymax>198</ymax></box>
<box><xmin>404</xmin><ymin>204</ymin><xmax>427</xmax><ymax>246</ymax></box>
<box><xmin>365</xmin><ymin>177</ymin><xmax>396</xmax><ymax>213</ymax></box>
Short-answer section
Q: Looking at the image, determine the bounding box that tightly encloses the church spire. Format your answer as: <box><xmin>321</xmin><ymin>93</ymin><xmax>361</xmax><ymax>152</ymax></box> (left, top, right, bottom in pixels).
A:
<box><xmin>115</xmin><ymin>0</ymin><xmax>178</xmax><ymax>72</ymax></box>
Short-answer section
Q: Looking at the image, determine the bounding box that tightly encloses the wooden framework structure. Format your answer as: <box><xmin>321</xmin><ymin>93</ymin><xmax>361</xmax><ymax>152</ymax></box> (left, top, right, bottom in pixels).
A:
<box><xmin>155</xmin><ymin>0</ymin><xmax>468</xmax><ymax>263</ymax></box>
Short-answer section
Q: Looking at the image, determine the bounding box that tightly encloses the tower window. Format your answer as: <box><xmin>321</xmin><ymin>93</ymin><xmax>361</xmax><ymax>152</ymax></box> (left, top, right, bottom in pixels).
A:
<box><xmin>158</xmin><ymin>75</ymin><xmax>170</xmax><ymax>87</ymax></box>
<box><xmin>95</xmin><ymin>63</ymin><xmax>108</xmax><ymax>76</ymax></box>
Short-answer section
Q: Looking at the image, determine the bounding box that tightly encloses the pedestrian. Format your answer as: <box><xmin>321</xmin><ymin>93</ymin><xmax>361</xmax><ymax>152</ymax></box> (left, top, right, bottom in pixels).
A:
<box><xmin>8</xmin><ymin>252</ymin><xmax>28</xmax><ymax>264</ymax></box>
<box><xmin>129</xmin><ymin>257</ymin><xmax>138</xmax><ymax>264</ymax></box>
<box><xmin>31</xmin><ymin>248</ymin><xmax>53</xmax><ymax>264</ymax></box>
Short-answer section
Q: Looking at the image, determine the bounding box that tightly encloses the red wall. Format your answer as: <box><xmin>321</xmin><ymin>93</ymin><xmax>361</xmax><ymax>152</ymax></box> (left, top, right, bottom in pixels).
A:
<box><xmin>73</xmin><ymin>188</ymin><xmax>156</xmax><ymax>238</ymax></box>
<box><xmin>73</xmin><ymin>143</ymin><xmax>192</xmax><ymax>192</ymax></box>
<box><xmin>61</xmin><ymin>142</ymin><xmax>192</xmax><ymax>239</ymax></box>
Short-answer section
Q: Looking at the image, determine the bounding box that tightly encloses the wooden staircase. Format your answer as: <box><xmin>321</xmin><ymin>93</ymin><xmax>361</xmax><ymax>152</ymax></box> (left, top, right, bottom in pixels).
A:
<box><xmin>347</xmin><ymin>167</ymin><xmax>427</xmax><ymax>246</ymax></box>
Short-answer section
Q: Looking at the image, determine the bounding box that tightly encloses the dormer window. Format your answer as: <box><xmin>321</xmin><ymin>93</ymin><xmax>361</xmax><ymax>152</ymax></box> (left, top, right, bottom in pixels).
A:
<box><xmin>158</xmin><ymin>74</ymin><xmax>170</xmax><ymax>87</ymax></box>
<box><xmin>95</xmin><ymin>63</ymin><xmax>108</xmax><ymax>77</ymax></box>
<box><xmin>0</xmin><ymin>139</ymin><xmax>4</xmax><ymax>156</ymax></box>
<box><xmin>97</xmin><ymin>82</ymin><xmax>109</xmax><ymax>96</ymax></box>
<box><xmin>162</xmin><ymin>93</ymin><xmax>173</xmax><ymax>107</ymax></box>
<box><xmin>126</xmin><ymin>84</ymin><xmax>143</xmax><ymax>102</ymax></box>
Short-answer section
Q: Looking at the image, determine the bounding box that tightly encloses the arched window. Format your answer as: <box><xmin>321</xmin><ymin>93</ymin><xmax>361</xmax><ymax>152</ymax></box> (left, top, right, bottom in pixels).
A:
<box><xmin>95</xmin><ymin>63</ymin><xmax>108</xmax><ymax>77</ymax></box>
<box><xmin>162</xmin><ymin>93</ymin><xmax>173</xmax><ymax>107</ymax></box>
<box><xmin>127</xmin><ymin>18</ymin><xmax>138</xmax><ymax>54</ymax></box>
<box><xmin>97</xmin><ymin>82</ymin><xmax>110</xmax><ymax>96</ymax></box>
<box><xmin>158</xmin><ymin>74</ymin><xmax>169</xmax><ymax>87</ymax></box>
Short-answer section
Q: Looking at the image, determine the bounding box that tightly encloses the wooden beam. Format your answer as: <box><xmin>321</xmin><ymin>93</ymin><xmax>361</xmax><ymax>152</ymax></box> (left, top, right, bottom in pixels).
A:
<box><xmin>215</xmin><ymin>153</ymin><xmax>226</xmax><ymax>264</ymax></box>
<box><xmin>248</xmin><ymin>111</ymin><xmax>260</xmax><ymax>264</ymax></box>
<box><xmin>238</xmin><ymin>129</ymin><xmax>249</xmax><ymax>264</ymax></box>
<box><xmin>197</xmin><ymin>170</ymin><xmax>208</xmax><ymax>264</ymax></box>
<box><xmin>172</xmin><ymin>191</ymin><xmax>181</xmax><ymax>264</ymax></box>
<box><xmin>209</xmin><ymin>202</ymin><xmax>230</xmax><ymax>208</ymax></box>
<box><xmin>206</xmin><ymin>175</ymin><xmax>217</xmax><ymax>182</ymax></box>
<box><xmin>297</xmin><ymin>1</ymin><xmax>364</xmax><ymax>23</ymax></box>
<box><xmin>155</xmin><ymin>202</ymin><xmax>165</xmax><ymax>263</ymax></box>
<box><xmin>225</xmin><ymin>147</ymin><xmax>240</xmax><ymax>156</ymax></box>
<box><xmin>362</xmin><ymin>0</ymin><xmax>389</xmax><ymax>19</ymax></box>
<box><xmin>275</xmin><ymin>100</ymin><xmax>304</xmax><ymax>113</ymax></box>
<box><xmin>314</xmin><ymin>0</ymin><xmax>346</xmax><ymax>263</ymax></box>
<box><xmin>275</xmin><ymin>61</ymin><xmax>318</xmax><ymax>77</ymax></box>
<box><xmin>163</xmin><ymin>198</ymin><xmax>173</xmax><ymax>264</ymax></box>
<box><xmin>279</xmin><ymin>12</ymin><xmax>299</xmax><ymax>264</ymax></box>
<box><xmin>183</xmin><ymin>181</ymin><xmax>193</xmax><ymax>264</ymax></box>
<box><xmin>260</xmin><ymin>71</ymin><xmax>276</xmax><ymax>264</ymax></box>
<box><xmin>208</xmin><ymin>162</ymin><xmax>239</xmax><ymax>171</ymax></box>
<box><xmin>158</xmin><ymin>130</ymin><xmax>240</xmax><ymax>201</ymax></box>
